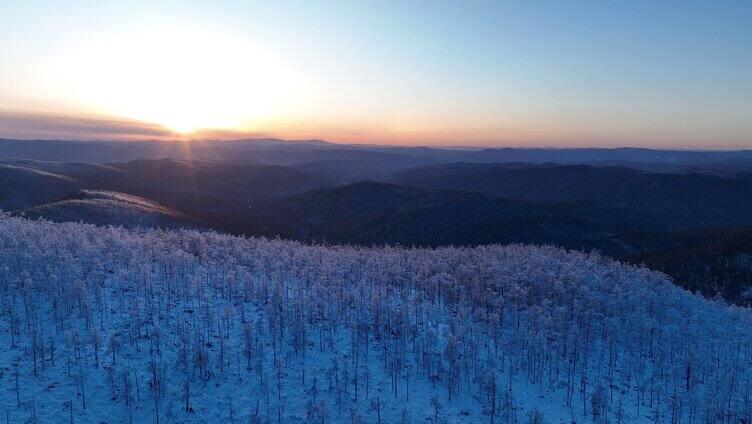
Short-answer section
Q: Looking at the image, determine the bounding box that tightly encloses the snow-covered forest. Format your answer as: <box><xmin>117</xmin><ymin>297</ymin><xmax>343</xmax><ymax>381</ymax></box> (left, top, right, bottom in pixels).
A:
<box><xmin>0</xmin><ymin>216</ymin><xmax>751</xmax><ymax>423</ymax></box>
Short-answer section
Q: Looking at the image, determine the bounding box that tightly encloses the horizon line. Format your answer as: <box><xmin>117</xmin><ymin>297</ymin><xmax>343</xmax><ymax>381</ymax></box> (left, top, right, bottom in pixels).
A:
<box><xmin>1</xmin><ymin>136</ymin><xmax>751</xmax><ymax>153</ymax></box>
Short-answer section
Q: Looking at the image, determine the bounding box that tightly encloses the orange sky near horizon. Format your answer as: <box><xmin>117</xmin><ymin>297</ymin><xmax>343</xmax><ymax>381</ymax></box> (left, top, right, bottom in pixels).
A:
<box><xmin>4</xmin><ymin>108</ymin><xmax>738</xmax><ymax>149</ymax></box>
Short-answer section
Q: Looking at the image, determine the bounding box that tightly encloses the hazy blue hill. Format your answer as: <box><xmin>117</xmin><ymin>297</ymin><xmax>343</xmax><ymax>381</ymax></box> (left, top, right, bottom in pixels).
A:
<box><xmin>0</xmin><ymin>160</ymin><xmax>82</xmax><ymax>210</ymax></box>
<box><xmin>392</xmin><ymin>163</ymin><xmax>638</xmax><ymax>202</ymax></box>
<box><xmin>291</xmin><ymin>159</ymin><xmax>415</xmax><ymax>183</ymax></box>
<box><xmin>450</xmin><ymin>146</ymin><xmax>752</xmax><ymax>164</ymax></box>
<box><xmin>105</xmin><ymin>158</ymin><xmax>338</xmax><ymax>210</ymax></box>
<box><xmin>0</xmin><ymin>157</ymin><xmax>339</xmax><ymax>212</ymax></box>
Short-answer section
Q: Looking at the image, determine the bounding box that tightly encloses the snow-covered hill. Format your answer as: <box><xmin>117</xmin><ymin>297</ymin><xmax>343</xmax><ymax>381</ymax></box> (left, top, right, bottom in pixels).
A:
<box><xmin>0</xmin><ymin>216</ymin><xmax>749</xmax><ymax>423</ymax></box>
<box><xmin>15</xmin><ymin>189</ymin><xmax>196</xmax><ymax>229</ymax></box>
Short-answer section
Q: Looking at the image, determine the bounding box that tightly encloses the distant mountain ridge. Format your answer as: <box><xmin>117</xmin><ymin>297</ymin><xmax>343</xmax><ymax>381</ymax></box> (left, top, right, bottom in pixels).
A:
<box><xmin>3</xmin><ymin>138</ymin><xmax>752</xmax><ymax>165</ymax></box>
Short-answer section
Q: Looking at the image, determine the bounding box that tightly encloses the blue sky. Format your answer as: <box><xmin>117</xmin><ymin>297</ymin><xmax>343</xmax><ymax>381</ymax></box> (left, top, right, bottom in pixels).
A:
<box><xmin>0</xmin><ymin>0</ymin><xmax>750</xmax><ymax>147</ymax></box>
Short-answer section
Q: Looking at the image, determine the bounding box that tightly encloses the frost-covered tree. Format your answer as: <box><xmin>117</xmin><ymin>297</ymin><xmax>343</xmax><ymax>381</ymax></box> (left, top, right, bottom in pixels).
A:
<box><xmin>1</xmin><ymin>215</ymin><xmax>752</xmax><ymax>423</ymax></box>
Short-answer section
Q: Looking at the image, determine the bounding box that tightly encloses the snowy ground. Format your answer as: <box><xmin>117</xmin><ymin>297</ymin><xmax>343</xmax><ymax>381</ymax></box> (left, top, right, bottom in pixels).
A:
<box><xmin>0</xmin><ymin>288</ymin><xmax>581</xmax><ymax>423</ymax></box>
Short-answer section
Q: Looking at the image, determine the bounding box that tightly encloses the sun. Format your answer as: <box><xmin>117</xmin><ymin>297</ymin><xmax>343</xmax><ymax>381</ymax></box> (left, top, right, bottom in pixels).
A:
<box><xmin>59</xmin><ymin>25</ymin><xmax>303</xmax><ymax>135</ymax></box>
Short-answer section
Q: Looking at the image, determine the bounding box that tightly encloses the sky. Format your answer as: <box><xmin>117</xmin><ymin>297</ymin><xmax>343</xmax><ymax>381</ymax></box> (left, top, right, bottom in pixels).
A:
<box><xmin>0</xmin><ymin>0</ymin><xmax>750</xmax><ymax>148</ymax></box>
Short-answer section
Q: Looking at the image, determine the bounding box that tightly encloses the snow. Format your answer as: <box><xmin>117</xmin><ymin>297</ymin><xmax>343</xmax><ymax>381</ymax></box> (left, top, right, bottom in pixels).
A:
<box><xmin>0</xmin><ymin>215</ymin><xmax>750</xmax><ymax>423</ymax></box>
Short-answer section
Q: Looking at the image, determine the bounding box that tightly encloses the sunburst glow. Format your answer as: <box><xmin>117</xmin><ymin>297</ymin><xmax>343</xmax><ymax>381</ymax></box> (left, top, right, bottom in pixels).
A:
<box><xmin>57</xmin><ymin>26</ymin><xmax>303</xmax><ymax>134</ymax></box>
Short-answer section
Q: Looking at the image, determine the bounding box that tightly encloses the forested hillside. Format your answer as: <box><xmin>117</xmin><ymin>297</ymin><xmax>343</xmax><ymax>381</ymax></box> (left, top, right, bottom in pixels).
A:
<box><xmin>0</xmin><ymin>216</ymin><xmax>750</xmax><ymax>423</ymax></box>
<box><xmin>392</xmin><ymin>163</ymin><xmax>752</xmax><ymax>231</ymax></box>
<box><xmin>249</xmin><ymin>182</ymin><xmax>628</xmax><ymax>255</ymax></box>
<box><xmin>6</xmin><ymin>156</ymin><xmax>752</xmax><ymax>304</ymax></box>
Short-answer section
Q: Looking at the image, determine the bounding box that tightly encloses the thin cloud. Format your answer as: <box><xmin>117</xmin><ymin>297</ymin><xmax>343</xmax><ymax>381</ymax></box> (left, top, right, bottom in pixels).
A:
<box><xmin>0</xmin><ymin>111</ymin><xmax>286</xmax><ymax>142</ymax></box>
<box><xmin>0</xmin><ymin>111</ymin><xmax>176</xmax><ymax>140</ymax></box>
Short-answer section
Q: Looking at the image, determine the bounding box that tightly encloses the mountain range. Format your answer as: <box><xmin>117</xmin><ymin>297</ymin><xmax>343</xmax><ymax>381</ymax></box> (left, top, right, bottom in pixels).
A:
<box><xmin>3</xmin><ymin>138</ymin><xmax>752</xmax><ymax>303</ymax></box>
